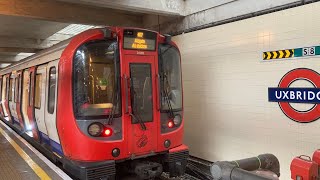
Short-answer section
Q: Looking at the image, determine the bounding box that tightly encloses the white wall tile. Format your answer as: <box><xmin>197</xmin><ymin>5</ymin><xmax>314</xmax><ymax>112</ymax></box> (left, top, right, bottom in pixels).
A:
<box><xmin>173</xmin><ymin>2</ymin><xmax>320</xmax><ymax>179</ymax></box>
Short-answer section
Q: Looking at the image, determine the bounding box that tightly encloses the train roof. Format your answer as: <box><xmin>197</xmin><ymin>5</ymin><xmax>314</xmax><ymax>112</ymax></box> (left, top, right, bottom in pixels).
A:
<box><xmin>0</xmin><ymin>27</ymin><xmax>164</xmax><ymax>75</ymax></box>
<box><xmin>0</xmin><ymin>39</ymin><xmax>70</xmax><ymax>75</ymax></box>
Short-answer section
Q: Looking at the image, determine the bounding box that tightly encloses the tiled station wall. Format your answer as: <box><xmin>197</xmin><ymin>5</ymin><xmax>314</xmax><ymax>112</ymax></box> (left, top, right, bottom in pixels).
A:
<box><xmin>173</xmin><ymin>2</ymin><xmax>320</xmax><ymax>179</ymax></box>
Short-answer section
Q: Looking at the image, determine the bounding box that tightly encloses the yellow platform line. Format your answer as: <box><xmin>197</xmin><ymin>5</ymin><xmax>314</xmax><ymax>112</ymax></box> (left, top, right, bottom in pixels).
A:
<box><xmin>0</xmin><ymin>126</ymin><xmax>51</xmax><ymax>180</ymax></box>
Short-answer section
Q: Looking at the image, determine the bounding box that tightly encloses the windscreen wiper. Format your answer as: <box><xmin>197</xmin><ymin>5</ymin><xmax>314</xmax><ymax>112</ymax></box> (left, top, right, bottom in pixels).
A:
<box><xmin>163</xmin><ymin>74</ymin><xmax>175</xmax><ymax>119</ymax></box>
<box><xmin>107</xmin><ymin>76</ymin><xmax>119</xmax><ymax>125</ymax></box>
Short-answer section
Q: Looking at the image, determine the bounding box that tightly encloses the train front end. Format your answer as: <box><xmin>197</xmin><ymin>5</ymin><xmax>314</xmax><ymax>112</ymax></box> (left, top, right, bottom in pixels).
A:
<box><xmin>57</xmin><ymin>27</ymin><xmax>188</xmax><ymax>179</ymax></box>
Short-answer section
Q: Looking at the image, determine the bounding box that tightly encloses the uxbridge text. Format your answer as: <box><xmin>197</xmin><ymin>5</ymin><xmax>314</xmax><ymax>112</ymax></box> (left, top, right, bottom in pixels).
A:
<box><xmin>268</xmin><ymin>88</ymin><xmax>320</xmax><ymax>103</ymax></box>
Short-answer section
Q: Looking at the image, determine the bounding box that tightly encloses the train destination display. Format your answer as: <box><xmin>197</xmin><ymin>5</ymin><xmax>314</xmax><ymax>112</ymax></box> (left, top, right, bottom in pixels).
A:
<box><xmin>123</xmin><ymin>29</ymin><xmax>157</xmax><ymax>51</ymax></box>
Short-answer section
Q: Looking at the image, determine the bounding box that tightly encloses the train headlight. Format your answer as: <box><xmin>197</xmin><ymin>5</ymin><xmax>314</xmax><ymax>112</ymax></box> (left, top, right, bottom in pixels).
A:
<box><xmin>173</xmin><ymin>114</ymin><xmax>182</xmax><ymax>126</ymax></box>
<box><xmin>88</xmin><ymin>123</ymin><xmax>103</xmax><ymax>137</ymax></box>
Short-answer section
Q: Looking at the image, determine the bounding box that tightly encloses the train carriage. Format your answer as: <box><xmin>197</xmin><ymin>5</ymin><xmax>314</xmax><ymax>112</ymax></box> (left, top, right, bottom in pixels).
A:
<box><xmin>0</xmin><ymin>27</ymin><xmax>188</xmax><ymax>180</ymax></box>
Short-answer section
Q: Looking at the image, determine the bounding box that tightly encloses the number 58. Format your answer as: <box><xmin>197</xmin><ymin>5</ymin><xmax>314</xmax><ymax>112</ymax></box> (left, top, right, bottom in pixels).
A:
<box><xmin>303</xmin><ymin>47</ymin><xmax>315</xmax><ymax>56</ymax></box>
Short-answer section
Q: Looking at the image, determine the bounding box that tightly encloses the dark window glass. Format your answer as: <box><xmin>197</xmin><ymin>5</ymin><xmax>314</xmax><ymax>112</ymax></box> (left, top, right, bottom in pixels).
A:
<box><xmin>29</xmin><ymin>72</ymin><xmax>33</xmax><ymax>106</ymax></box>
<box><xmin>18</xmin><ymin>75</ymin><xmax>21</xmax><ymax>103</ymax></box>
<box><xmin>6</xmin><ymin>77</ymin><xmax>9</xmax><ymax>100</ymax></box>
<box><xmin>159</xmin><ymin>44</ymin><xmax>183</xmax><ymax>111</ymax></box>
<box><xmin>14</xmin><ymin>76</ymin><xmax>20</xmax><ymax>103</ymax></box>
<box><xmin>48</xmin><ymin>67</ymin><xmax>56</xmax><ymax>114</ymax></box>
<box><xmin>0</xmin><ymin>77</ymin><xmax>2</xmax><ymax>101</ymax></box>
<box><xmin>35</xmin><ymin>74</ymin><xmax>41</xmax><ymax>109</ymax></box>
<box><xmin>9</xmin><ymin>78</ymin><xmax>13</xmax><ymax>101</ymax></box>
<box><xmin>130</xmin><ymin>63</ymin><xmax>153</xmax><ymax>123</ymax></box>
<box><xmin>73</xmin><ymin>41</ymin><xmax>121</xmax><ymax>119</ymax></box>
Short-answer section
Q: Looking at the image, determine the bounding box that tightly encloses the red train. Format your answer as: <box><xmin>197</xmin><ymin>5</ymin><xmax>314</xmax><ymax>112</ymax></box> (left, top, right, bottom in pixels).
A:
<box><xmin>0</xmin><ymin>27</ymin><xmax>188</xmax><ymax>179</ymax></box>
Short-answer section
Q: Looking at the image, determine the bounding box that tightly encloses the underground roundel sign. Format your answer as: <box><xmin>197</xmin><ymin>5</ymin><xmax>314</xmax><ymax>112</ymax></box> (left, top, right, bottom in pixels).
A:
<box><xmin>268</xmin><ymin>68</ymin><xmax>320</xmax><ymax>123</ymax></box>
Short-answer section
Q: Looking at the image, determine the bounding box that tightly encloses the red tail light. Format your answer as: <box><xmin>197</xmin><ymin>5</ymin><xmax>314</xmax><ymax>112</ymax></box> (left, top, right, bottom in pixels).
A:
<box><xmin>168</xmin><ymin>121</ymin><xmax>174</xmax><ymax>128</ymax></box>
<box><xmin>104</xmin><ymin>128</ymin><xmax>113</xmax><ymax>137</ymax></box>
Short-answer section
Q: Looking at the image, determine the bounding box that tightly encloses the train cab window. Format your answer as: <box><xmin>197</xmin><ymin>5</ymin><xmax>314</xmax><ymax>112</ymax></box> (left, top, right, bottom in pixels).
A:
<box><xmin>34</xmin><ymin>74</ymin><xmax>42</xmax><ymax>109</ymax></box>
<box><xmin>159</xmin><ymin>44</ymin><xmax>183</xmax><ymax>111</ymax></box>
<box><xmin>9</xmin><ymin>78</ymin><xmax>14</xmax><ymax>101</ymax></box>
<box><xmin>73</xmin><ymin>40</ymin><xmax>121</xmax><ymax>119</ymax></box>
<box><xmin>48</xmin><ymin>67</ymin><xmax>56</xmax><ymax>114</ymax></box>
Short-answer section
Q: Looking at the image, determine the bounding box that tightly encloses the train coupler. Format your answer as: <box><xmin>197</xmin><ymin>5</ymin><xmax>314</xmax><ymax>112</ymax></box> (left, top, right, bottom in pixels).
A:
<box><xmin>133</xmin><ymin>161</ymin><xmax>163</xmax><ymax>179</ymax></box>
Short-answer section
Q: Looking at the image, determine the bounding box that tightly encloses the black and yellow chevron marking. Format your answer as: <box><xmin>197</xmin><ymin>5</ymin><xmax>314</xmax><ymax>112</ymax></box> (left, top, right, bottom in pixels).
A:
<box><xmin>263</xmin><ymin>49</ymin><xmax>294</xmax><ymax>60</ymax></box>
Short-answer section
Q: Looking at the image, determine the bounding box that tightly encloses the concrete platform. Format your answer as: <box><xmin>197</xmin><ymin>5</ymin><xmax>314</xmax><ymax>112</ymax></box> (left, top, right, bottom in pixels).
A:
<box><xmin>0</xmin><ymin>121</ymin><xmax>71</xmax><ymax>180</ymax></box>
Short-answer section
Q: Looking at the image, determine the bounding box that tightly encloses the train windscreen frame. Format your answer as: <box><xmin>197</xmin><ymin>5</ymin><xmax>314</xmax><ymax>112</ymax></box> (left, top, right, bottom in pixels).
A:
<box><xmin>123</xmin><ymin>29</ymin><xmax>157</xmax><ymax>51</ymax></box>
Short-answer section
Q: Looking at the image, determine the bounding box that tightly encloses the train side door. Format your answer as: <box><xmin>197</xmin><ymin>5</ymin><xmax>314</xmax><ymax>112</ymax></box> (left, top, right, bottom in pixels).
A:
<box><xmin>15</xmin><ymin>71</ymin><xmax>24</xmax><ymax>130</ymax></box>
<box><xmin>34</xmin><ymin>65</ymin><xmax>49</xmax><ymax>144</ymax></box>
<box><xmin>2</xmin><ymin>75</ymin><xmax>8</xmax><ymax>118</ymax></box>
<box><xmin>9</xmin><ymin>74</ymin><xmax>17</xmax><ymax>123</ymax></box>
<box><xmin>124</xmin><ymin>55</ymin><xmax>158</xmax><ymax>157</ymax></box>
<box><xmin>27</xmin><ymin>67</ymin><xmax>39</xmax><ymax>140</ymax></box>
<box><xmin>22</xmin><ymin>69</ymin><xmax>32</xmax><ymax>134</ymax></box>
<box><xmin>44</xmin><ymin>60</ymin><xmax>61</xmax><ymax>154</ymax></box>
<box><xmin>4</xmin><ymin>74</ymin><xmax>12</xmax><ymax>122</ymax></box>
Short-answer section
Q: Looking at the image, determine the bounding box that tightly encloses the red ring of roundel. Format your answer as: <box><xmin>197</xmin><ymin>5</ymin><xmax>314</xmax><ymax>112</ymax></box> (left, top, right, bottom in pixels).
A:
<box><xmin>278</xmin><ymin>68</ymin><xmax>320</xmax><ymax>123</ymax></box>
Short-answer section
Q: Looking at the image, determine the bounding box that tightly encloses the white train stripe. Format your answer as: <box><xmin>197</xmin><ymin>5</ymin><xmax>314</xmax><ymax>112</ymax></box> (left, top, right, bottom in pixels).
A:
<box><xmin>0</xmin><ymin>121</ymin><xmax>72</xmax><ymax>180</ymax></box>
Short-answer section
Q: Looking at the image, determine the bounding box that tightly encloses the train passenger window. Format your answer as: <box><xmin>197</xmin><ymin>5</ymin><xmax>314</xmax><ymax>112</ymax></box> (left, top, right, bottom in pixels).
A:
<box><xmin>48</xmin><ymin>67</ymin><xmax>56</xmax><ymax>114</ymax></box>
<box><xmin>9</xmin><ymin>78</ymin><xmax>14</xmax><ymax>101</ymax></box>
<box><xmin>73</xmin><ymin>40</ymin><xmax>121</xmax><ymax>119</ymax></box>
<box><xmin>6</xmin><ymin>77</ymin><xmax>9</xmax><ymax>100</ymax></box>
<box><xmin>159</xmin><ymin>44</ymin><xmax>183</xmax><ymax>111</ymax></box>
<box><xmin>14</xmin><ymin>76</ymin><xmax>19</xmax><ymax>103</ymax></box>
<box><xmin>29</xmin><ymin>72</ymin><xmax>33</xmax><ymax>106</ymax></box>
<box><xmin>34</xmin><ymin>74</ymin><xmax>42</xmax><ymax>109</ymax></box>
<box><xmin>0</xmin><ymin>78</ymin><xmax>2</xmax><ymax>102</ymax></box>
<box><xmin>17</xmin><ymin>75</ymin><xmax>21</xmax><ymax>103</ymax></box>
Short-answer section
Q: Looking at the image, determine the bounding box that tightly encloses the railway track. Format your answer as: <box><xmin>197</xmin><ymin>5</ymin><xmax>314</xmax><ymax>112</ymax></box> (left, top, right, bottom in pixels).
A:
<box><xmin>160</xmin><ymin>173</ymin><xmax>200</xmax><ymax>180</ymax></box>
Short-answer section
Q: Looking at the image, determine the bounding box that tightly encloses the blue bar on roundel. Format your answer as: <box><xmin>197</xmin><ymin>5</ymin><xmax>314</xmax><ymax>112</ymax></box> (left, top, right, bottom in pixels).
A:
<box><xmin>268</xmin><ymin>88</ymin><xmax>320</xmax><ymax>104</ymax></box>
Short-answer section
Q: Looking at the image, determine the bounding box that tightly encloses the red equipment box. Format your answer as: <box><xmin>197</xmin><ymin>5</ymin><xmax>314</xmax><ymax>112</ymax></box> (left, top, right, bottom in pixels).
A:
<box><xmin>312</xmin><ymin>150</ymin><xmax>320</xmax><ymax>165</ymax></box>
<box><xmin>290</xmin><ymin>155</ymin><xmax>318</xmax><ymax>180</ymax></box>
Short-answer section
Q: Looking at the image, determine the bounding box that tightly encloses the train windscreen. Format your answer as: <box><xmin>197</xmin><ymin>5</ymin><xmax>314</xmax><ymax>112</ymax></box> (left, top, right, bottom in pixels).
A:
<box><xmin>159</xmin><ymin>44</ymin><xmax>183</xmax><ymax>111</ymax></box>
<box><xmin>73</xmin><ymin>40</ymin><xmax>121</xmax><ymax>119</ymax></box>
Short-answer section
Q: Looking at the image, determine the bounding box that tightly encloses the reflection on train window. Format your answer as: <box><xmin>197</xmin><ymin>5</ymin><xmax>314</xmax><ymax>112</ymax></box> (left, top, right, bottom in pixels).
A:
<box><xmin>35</xmin><ymin>74</ymin><xmax>42</xmax><ymax>109</ymax></box>
<box><xmin>73</xmin><ymin>40</ymin><xmax>121</xmax><ymax>119</ymax></box>
<box><xmin>159</xmin><ymin>44</ymin><xmax>183</xmax><ymax>111</ymax></box>
<box><xmin>48</xmin><ymin>67</ymin><xmax>56</xmax><ymax>114</ymax></box>
<box><xmin>9</xmin><ymin>78</ymin><xmax>14</xmax><ymax>101</ymax></box>
<box><xmin>130</xmin><ymin>63</ymin><xmax>153</xmax><ymax>123</ymax></box>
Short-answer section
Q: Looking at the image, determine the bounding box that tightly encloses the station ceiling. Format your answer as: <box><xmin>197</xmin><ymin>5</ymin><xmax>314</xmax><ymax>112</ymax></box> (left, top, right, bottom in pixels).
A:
<box><xmin>0</xmin><ymin>0</ymin><xmax>312</xmax><ymax>69</ymax></box>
